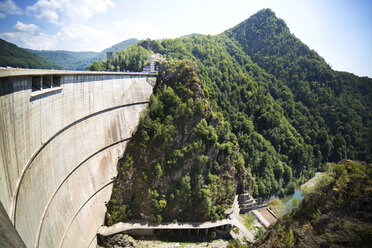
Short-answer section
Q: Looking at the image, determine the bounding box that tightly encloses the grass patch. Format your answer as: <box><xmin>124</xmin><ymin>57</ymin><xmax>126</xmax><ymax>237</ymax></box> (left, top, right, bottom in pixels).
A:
<box><xmin>232</xmin><ymin>227</ymin><xmax>240</xmax><ymax>234</ymax></box>
<box><xmin>268</xmin><ymin>198</ymin><xmax>284</xmax><ymax>217</ymax></box>
<box><xmin>240</xmin><ymin>212</ymin><xmax>256</xmax><ymax>230</ymax></box>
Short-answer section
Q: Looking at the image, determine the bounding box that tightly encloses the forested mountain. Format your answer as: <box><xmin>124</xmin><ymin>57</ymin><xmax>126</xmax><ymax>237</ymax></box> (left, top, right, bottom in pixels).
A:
<box><xmin>95</xmin><ymin>38</ymin><xmax>139</xmax><ymax>61</ymax></box>
<box><xmin>88</xmin><ymin>45</ymin><xmax>149</xmax><ymax>71</ymax></box>
<box><xmin>26</xmin><ymin>49</ymin><xmax>97</xmax><ymax>70</ymax></box>
<box><xmin>254</xmin><ymin>160</ymin><xmax>372</xmax><ymax>248</ymax></box>
<box><xmin>27</xmin><ymin>38</ymin><xmax>138</xmax><ymax>70</ymax></box>
<box><xmin>0</xmin><ymin>38</ymin><xmax>65</xmax><ymax>69</ymax></box>
<box><xmin>107</xmin><ymin>61</ymin><xmax>251</xmax><ymax>223</ymax></box>
<box><xmin>100</xmin><ymin>8</ymin><xmax>371</xmax><ymax>224</ymax></box>
<box><xmin>225</xmin><ymin>8</ymin><xmax>371</xmax><ymax>163</ymax></box>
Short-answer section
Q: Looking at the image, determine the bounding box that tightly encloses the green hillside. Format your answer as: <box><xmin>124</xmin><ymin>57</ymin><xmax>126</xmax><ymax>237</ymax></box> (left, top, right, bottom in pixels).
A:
<box><xmin>26</xmin><ymin>38</ymin><xmax>138</xmax><ymax>70</ymax></box>
<box><xmin>26</xmin><ymin>49</ymin><xmax>97</xmax><ymax>70</ymax></box>
<box><xmin>75</xmin><ymin>38</ymin><xmax>138</xmax><ymax>70</ymax></box>
<box><xmin>96</xmin><ymin>38</ymin><xmax>139</xmax><ymax>61</ymax></box>
<box><xmin>0</xmin><ymin>38</ymin><xmax>65</xmax><ymax>69</ymax></box>
<box><xmin>102</xmin><ymin>8</ymin><xmax>371</xmax><ymax>225</ymax></box>
<box><xmin>107</xmin><ymin>60</ymin><xmax>250</xmax><ymax>224</ymax></box>
<box><xmin>254</xmin><ymin>160</ymin><xmax>372</xmax><ymax>248</ymax></box>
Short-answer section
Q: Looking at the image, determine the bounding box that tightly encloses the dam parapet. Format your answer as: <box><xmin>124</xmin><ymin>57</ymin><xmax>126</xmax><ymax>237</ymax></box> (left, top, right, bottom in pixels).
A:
<box><xmin>0</xmin><ymin>68</ymin><xmax>156</xmax><ymax>247</ymax></box>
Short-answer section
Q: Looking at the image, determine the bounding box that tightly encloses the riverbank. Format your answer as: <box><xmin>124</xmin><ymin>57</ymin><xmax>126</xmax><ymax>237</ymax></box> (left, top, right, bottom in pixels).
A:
<box><xmin>300</xmin><ymin>172</ymin><xmax>324</xmax><ymax>189</ymax></box>
<box><xmin>268</xmin><ymin>172</ymin><xmax>325</xmax><ymax>216</ymax></box>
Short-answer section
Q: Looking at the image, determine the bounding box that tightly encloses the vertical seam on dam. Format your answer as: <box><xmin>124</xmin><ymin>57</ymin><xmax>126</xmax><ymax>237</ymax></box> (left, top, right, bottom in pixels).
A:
<box><xmin>34</xmin><ymin>138</ymin><xmax>130</xmax><ymax>248</ymax></box>
<box><xmin>59</xmin><ymin>181</ymin><xmax>114</xmax><ymax>248</ymax></box>
<box><xmin>11</xmin><ymin>91</ymin><xmax>20</xmax><ymax>178</ymax></box>
<box><xmin>0</xmin><ymin>122</ymin><xmax>12</xmax><ymax>201</ymax></box>
<box><xmin>11</xmin><ymin>101</ymin><xmax>149</xmax><ymax>224</ymax></box>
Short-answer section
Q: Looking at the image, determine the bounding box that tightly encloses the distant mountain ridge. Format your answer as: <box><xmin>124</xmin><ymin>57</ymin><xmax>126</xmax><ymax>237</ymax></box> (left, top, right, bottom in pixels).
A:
<box><xmin>27</xmin><ymin>38</ymin><xmax>138</xmax><ymax>70</ymax></box>
<box><xmin>0</xmin><ymin>38</ymin><xmax>65</xmax><ymax>69</ymax></box>
<box><xmin>26</xmin><ymin>49</ymin><xmax>98</xmax><ymax>70</ymax></box>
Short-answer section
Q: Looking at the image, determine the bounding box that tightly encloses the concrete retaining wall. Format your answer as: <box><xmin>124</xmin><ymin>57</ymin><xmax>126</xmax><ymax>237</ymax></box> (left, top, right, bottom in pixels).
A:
<box><xmin>0</xmin><ymin>69</ymin><xmax>156</xmax><ymax>247</ymax></box>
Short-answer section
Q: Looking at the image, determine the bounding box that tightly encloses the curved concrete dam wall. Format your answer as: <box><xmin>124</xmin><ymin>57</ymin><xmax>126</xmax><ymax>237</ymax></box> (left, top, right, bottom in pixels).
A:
<box><xmin>0</xmin><ymin>69</ymin><xmax>156</xmax><ymax>247</ymax></box>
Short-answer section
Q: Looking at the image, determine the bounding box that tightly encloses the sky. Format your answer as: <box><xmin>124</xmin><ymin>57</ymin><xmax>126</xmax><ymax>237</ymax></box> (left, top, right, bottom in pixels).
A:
<box><xmin>0</xmin><ymin>0</ymin><xmax>371</xmax><ymax>77</ymax></box>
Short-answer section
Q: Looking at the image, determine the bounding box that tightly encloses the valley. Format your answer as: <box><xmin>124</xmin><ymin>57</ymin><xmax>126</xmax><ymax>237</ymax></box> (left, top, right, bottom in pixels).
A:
<box><xmin>0</xmin><ymin>6</ymin><xmax>371</xmax><ymax>248</ymax></box>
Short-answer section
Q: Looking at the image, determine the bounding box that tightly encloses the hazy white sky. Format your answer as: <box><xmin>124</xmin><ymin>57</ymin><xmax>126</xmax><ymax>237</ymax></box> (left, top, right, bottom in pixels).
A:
<box><xmin>0</xmin><ymin>0</ymin><xmax>371</xmax><ymax>77</ymax></box>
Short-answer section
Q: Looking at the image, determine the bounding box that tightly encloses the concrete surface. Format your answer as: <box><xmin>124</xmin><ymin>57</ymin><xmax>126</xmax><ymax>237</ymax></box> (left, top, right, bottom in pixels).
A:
<box><xmin>251</xmin><ymin>210</ymin><xmax>270</xmax><ymax>228</ymax></box>
<box><xmin>257</xmin><ymin>209</ymin><xmax>277</xmax><ymax>225</ymax></box>
<box><xmin>0</xmin><ymin>69</ymin><xmax>156</xmax><ymax>247</ymax></box>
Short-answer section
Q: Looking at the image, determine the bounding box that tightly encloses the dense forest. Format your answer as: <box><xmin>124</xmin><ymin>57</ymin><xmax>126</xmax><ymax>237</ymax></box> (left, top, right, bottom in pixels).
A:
<box><xmin>27</xmin><ymin>38</ymin><xmax>138</xmax><ymax>70</ymax></box>
<box><xmin>254</xmin><ymin>160</ymin><xmax>372</xmax><ymax>248</ymax></box>
<box><xmin>87</xmin><ymin>44</ymin><xmax>149</xmax><ymax>71</ymax></box>
<box><xmin>101</xmin><ymin>8</ymin><xmax>371</xmax><ymax>223</ymax></box>
<box><xmin>0</xmin><ymin>38</ymin><xmax>65</xmax><ymax>69</ymax></box>
<box><xmin>26</xmin><ymin>49</ymin><xmax>97</xmax><ymax>70</ymax></box>
<box><xmin>107</xmin><ymin>60</ymin><xmax>251</xmax><ymax>224</ymax></box>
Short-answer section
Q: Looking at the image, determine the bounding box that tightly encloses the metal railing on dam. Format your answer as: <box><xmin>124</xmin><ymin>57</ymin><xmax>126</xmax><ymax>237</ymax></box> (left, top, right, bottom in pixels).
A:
<box><xmin>0</xmin><ymin>68</ymin><xmax>157</xmax><ymax>248</ymax></box>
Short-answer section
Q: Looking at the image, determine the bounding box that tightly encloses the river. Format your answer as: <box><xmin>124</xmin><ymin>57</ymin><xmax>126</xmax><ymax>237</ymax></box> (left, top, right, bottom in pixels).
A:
<box><xmin>282</xmin><ymin>188</ymin><xmax>304</xmax><ymax>213</ymax></box>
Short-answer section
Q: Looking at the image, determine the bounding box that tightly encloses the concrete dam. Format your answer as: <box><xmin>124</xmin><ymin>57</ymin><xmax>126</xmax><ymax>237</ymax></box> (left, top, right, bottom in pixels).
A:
<box><xmin>0</xmin><ymin>68</ymin><xmax>156</xmax><ymax>247</ymax></box>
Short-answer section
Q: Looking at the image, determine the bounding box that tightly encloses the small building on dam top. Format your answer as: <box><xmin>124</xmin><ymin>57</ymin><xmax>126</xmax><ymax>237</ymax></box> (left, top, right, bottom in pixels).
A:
<box><xmin>0</xmin><ymin>68</ymin><xmax>157</xmax><ymax>247</ymax></box>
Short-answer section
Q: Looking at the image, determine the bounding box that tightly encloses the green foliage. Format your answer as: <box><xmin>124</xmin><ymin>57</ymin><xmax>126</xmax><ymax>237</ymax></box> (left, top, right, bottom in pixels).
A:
<box><xmin>285</xmin><ymin>182</ymin><xmax>296</xmax><ymax>195</ymax></box>
<box><xmin>0</xmin><ymin>38</ymin><xmax>65</xmax><ymax>69</ymax></box>
<box><xmin>124</xmin><ymin>8</ymin><xmax>372</xmax><ymax>199</ymax></box>
<box><xmin>240</xmin><ymin>212</ymin><xmax>256</xmax><ymax>230</ymax></box>
<box><xmin>28</xmin><ymin>38</ymin><xmax>138</xmax><ymax>70</ymax></box>
<box><xmin>107</xmin><ymin>60</ymin><xmax>252</xmax><ymax>223</ymax></box>
<box><xmin>255</xmin><ymin>226</ymin><xmax>266</xmax><ymax>240</ymax></box>
<box><xmin>107</xmin><ymin>204</ymin><xmax>132</xmax><ymax>226</ymax></box>
<box><xmin>107</xmin><ymin>8</ymin><xmax>371</xmax><ymax>226</ymax></box>
<box><xmin>210</xmin><ymin>230</ymin><xmax>217</xmax><ymax>239</ymax></box>
<box><xmin>27</xmin><ymin>49</ymin><xmax>97</xmax><ymax>70</ymax></box>
<box><xmin>91</xmin><ymin>44</ymin><xmax>150</xmax><ymax>72</ymax></box>
<box><xmin>134</xmin><ymin>17</ymin><xmax>370</xmax><ymax>198</ymax></box>
<box><xmin>288</xmin><ymin>198</ymin><xmax>300</xmax><ymax>211</ymax></box>
<box><xmin>255</xmin><ymin>161</ymin><xmax>371</xmax><ymax>247</ymax></box>
<box><xmin>87</xmin><ymin>60</ymin><xmax>101</xmax><ymax>71</ymax></box>
<box><xmin>284</xmin><ymin>229</ymin><xmax>295</xmax><ymax>248</ymax></box>
<box><xmin>325</xmin><ymin>232</ymin><xmax>334</xmax><ymax>243</ymax></box>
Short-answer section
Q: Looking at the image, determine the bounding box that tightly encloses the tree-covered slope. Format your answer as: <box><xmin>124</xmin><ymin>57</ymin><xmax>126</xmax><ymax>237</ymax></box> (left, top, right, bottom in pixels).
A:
<box><xmin>133</xmin><ymin>9</ymin><xmax>371</xmax><ymax>198</ymax></box>
<box><xmin>107</xmin><ymin>60</ymin><xmax>251</xmax><ymax>224</ymax></box>
<box><xmin>0</xmin><ymin>38</ymin><xmax>65</xmax><ymax>69</ymax></box>
<box><xmin>225</xmin><ymin>8</ymin><xmax>372</xmax><ymax>162</ymax></box>
<box><xmin>87</xmin><ymin>44</ymin><xmax>149</xmax><ymax>71</ymax></box>
<box><xmin>26</xmin><ymin>49</ymin><xmax>98</xmax><ymax>70</ymax></box>
<box><xmin>26</xmin><ymin>38</ymin><xmax>138</xmax><ymax>70</ymax></box>
<box><xmin>254</xmin><ymin>161</ymin><xmax>372</xmax><ymax>248</ymax></box>
<box><xmin>106</xmin><ymin>9</ymin><xmax>371</xmax><ymax>225</ymax></box>
<box><xmin>76</xmin><ymin>38</ymin><xmax>138</xmax><ymax>70</ymax></box>
<box><xmin>96</xmin><ymin>38</ymin><xmax>139</xmax><ymax>61</ymax></box>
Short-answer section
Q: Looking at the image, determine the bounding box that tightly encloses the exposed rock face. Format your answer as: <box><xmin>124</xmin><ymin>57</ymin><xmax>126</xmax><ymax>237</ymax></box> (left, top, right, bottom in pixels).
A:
<box><xmin>99</xmin><ymin>234</ymin><xmax>136</xmax><ymax>248</ymax></box>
